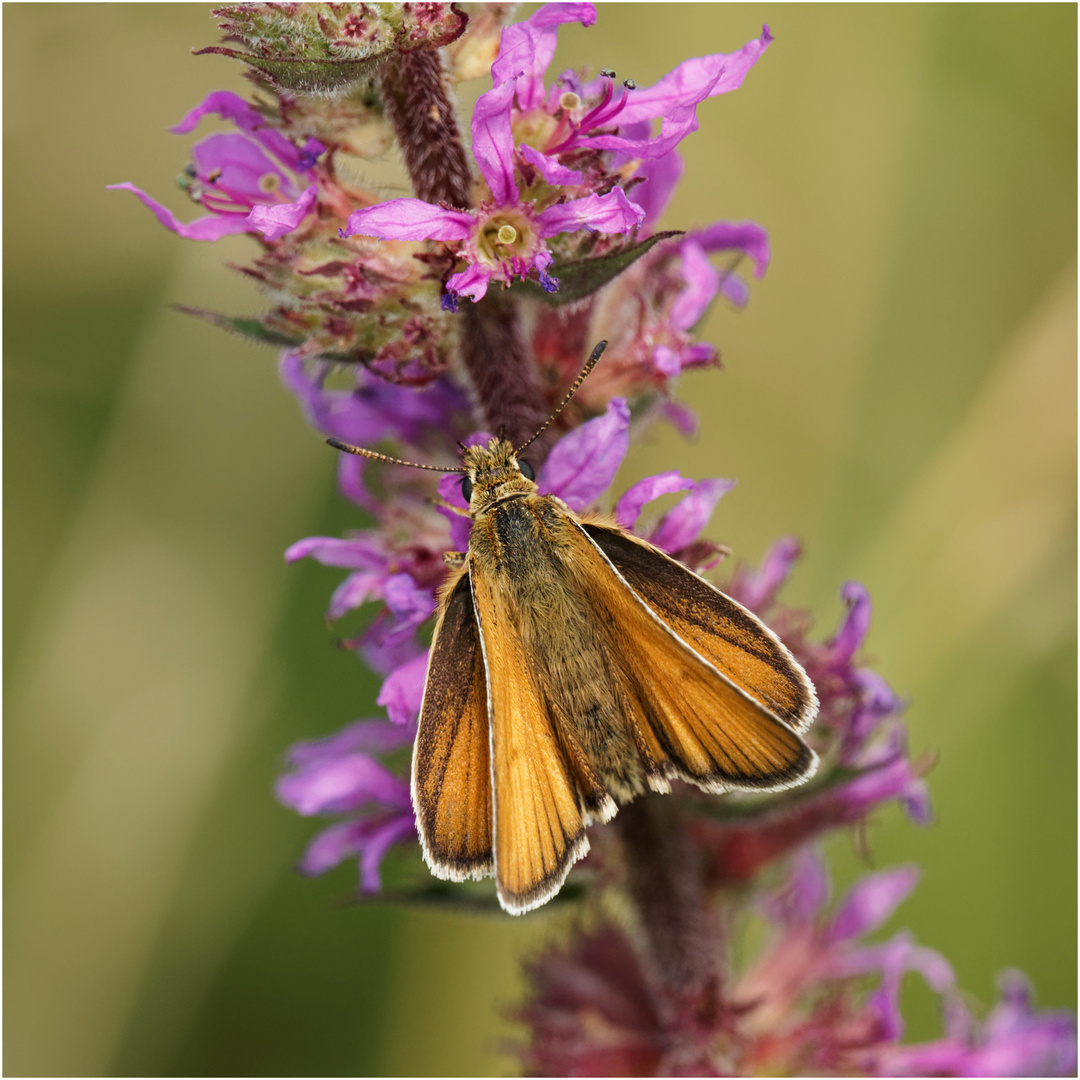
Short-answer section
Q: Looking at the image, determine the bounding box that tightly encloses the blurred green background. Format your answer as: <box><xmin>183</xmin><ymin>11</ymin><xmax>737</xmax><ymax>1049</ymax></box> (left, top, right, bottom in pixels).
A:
<box><xmin>5</xmin><ymin>4</ymin><xmax>1075</xmax><ymax>1075</ymax></box>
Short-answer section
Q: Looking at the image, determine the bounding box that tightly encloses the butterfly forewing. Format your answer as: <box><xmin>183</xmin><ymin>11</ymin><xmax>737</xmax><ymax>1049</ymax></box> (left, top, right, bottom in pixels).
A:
<box><xmin>412</xmin><ymin>570</ymin><xmax>494</xmax><ymax>880</ymax></box>
<box><xmin>470</xmin><ymin>558</ymin><xmax>589</xmax><ymax>914</ymax></box>
<box><xmin>581</xmin><ymin>522</ymin><xmax>819</xmax><ymax>734</ymax></box>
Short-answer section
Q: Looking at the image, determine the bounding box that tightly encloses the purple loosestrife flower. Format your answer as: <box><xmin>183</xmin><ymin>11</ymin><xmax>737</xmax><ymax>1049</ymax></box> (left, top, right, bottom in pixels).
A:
<box><xmin>339</xmin><ymin>85</ymin><xmax>645</xmax><ymax>304</ymax></box>
<box><xmin>519</xmin><ymin>849</ymin><xmax>1076</xmax><ymax>1076</ymax></box>
<box><xmin>275</xmin><ymin>719</ymin><xmax>416</xmax><ymax>893</ymax></box>
<box><xmin>492</xmin><ymin>5</ymin><xmax>771</xmax><ymax>190</ymax></box>
<box><xmin>116</xmin><ymin>5</ymin><xmax>1073</xmax><ymax>1074</ymax></box>
<box><xmin>109</xmin><ymin>91</ymin><xmax>324</xmax><ymax>241</ymax></box>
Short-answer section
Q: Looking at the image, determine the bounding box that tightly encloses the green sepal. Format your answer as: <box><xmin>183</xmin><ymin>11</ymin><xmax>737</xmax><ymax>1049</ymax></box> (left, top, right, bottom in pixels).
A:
<box><xmin>197</xmin><ymin>3</ymin><xmax>468</xmax><ymax>97</ymax></box>
<box><xmin>515</xmin><ymin>231</ymin><xmax>683</xmax><ymax>306</ymax></box>
<box><xmin>193</xmin><ymin>47</ymin><xmax>388</xmax><ymax>96</ymax></box>
<box><xmin>175</xmin><ymin>305</ymin><xmax>304</xmax><ymax>348</ymax></box>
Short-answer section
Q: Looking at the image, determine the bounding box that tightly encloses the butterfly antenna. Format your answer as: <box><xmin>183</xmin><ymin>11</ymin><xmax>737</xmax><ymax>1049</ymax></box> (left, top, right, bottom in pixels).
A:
<box><xmin>515</xmin><ymin>340</ymin><xmax>608</xmax><ymax>455</ymax></box>
<box><xmin>327</xmin><ymin>438</ymin><xmax>463</xmax><ymax>473</ymax></box>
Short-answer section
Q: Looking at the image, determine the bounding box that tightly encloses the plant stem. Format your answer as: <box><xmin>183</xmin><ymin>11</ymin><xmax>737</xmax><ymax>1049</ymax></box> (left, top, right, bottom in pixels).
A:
<box><xmin>461</xmin><ymin>294</ymin><xmax>551</xmax><ymax>454</ymax></box>
<box><xmin>379</xmin><ymin>50</ymin><xmax>471</xmax><ymax>209</ymax></box>
<box><xmin>617</xmin><ymin>794</ymin><xmax>714</xmax><ymax>994</ymax></box>
<box><xmin>381</xmin><ymin>44</ymin><xmax>550</xmax><ymax>458</ymax></box>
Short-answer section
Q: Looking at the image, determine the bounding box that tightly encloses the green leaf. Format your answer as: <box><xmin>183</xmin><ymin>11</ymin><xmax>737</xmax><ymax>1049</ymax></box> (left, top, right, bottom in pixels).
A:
<box><xmin>175</xmin><ymin>306</ymin><xmax>304</xmax><ymax>348</ymax></box>
<box><xmin>515</xmin><ymin>230</ymin><xmax>683</xmax><ymax>306</ymax></box>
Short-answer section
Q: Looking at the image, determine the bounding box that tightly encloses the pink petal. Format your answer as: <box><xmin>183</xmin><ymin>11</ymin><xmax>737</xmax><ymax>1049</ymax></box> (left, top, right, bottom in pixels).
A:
<box><xmin>521</xmin><ymin>144</ymin><xmax>583</xmax><ymax>186</ymax></box>
<box><xmin>535</xmin><ymin>187</ymin><xmax>644</xmax><ymax>237</ymax></box>
<box><xmin>437</xmin><ymin>472</ymin><xmax>473</xmax><ymax>549</ymax></box>
<box><xmin>284</xmin><ymin>535</ymin><xmax>385</xmax><ymax>569</ymax></box>
<box><xmin>828</xmin><ymin>865</ymin><xmax>921</xmax><ymax>944</ymax></box>
<box><xmin>648</xmin><ymin>477</ymin><xmax>736</xmax><ymax>553</ymax></box>
<box><xmin>358</xmin><ymin>814</ymin><xmax>418</xmax><ymax>893</ymax></box>
<box><xmin>337</xmin><ymin>454</ymin><xmax>380</xmax><ymax>513</ymax></box>
<box><xmin>539</xmin><ymin>397</ymin><xmax>630</xmax><ymax>511</ymax></box>
<box><xmin>830</xmin><ymin>581</ymin><xmax>872</xmax><ymax>664</ymax></box>
<box><xmin>583</xmin><ymin>27</ymin><xmax>774</xmax><ymax>159</ymax></box>
<box><xmin>275</xmin><ymin>753</ymin><xmax>406</xmax><ymax>816</ymax></box>
<box><xmin>616</xmin><ymin>27</ymin><xmax>774</xmax><ymax>125</ymax></box>
<box><xmin>447</xmin><ymin>263</ymin><xmax>492</xmax><ymax>302</ymax></box>
<box><xmin>629</xmin><ymin>149</ymin><xmax>684</xmax><ymax>227</ymax></box>
<box><xmin>296</xmin><ymin>819</ymin><xmax>367</xmax><ymax>875</ymax></box>
<box><xmin>671</xmin><ymin>239</ymin><xmax>720</xmax><ymax>331</ymax></box>
<box><xmin>190</xmin><ymin>133</ymin><xmax>297</xmax><ymax>202</ymax></box>
<box><xmin>491</xmin><ymin>3</ymin><xmax>597</xmax><ymax>110</ymax></box>
<box><xmin>246</xmin><ymin>184</ymin><xmax>317</xmax><ymax>240</ymax></box>
<box><xmin>659</xmin><ymin>400</ymin><xmax>699</xmax><ymax>436</ymax></box>
<box><xmin>170</xmin><ymin>89</ymin><xmax>308</xmax><ymax>172</ymax></box>
<box><xmin>285</xmin><ymin>719</ymin><xmax>414</xmax><ymax>767</ymax></box>
<box><xmin>107</xmin><ymin>182</ymin><xmax>253</xmax><ymax>241</ymax></box>
<box><xmin>382</xmin><ymin>573</ymin><xmax>436</xmax><ymax>640</ymax></box>
<box><xmin>327</xmin><ymin>571</ymin><xmax>384</xmax><ymax>621</ymax></box>
<box><xmin>731</xmin><ymin>536</ymin><xmax>801</xmax><ymax>612</ymax></box>
<box><xmin>615</xmin><ymin>471</ymin><xmax>696</xmax><ymax>530</ymax></box>
<box><xmin>694</xmin><ymin>219</ymin><xmax>771</xmax><ymax>277</ymax></box>
<box><xmin>377</xmin><ymin>652</ymin><xmax>430</xmax><ymax>726</ymax></box>
<box><xmin>472</xmin><ymin>79</ymin><xmax>519</xmax><ymax>206</ymax></box>
<box><xmin>762</xmin><ymin>847</ymin><xmax>829</xmax><ymax>926</ymax></box>
<box><xmin>718</xmin><ymin>272</ymin><xmax>751</xmax><ymax>308</ymax></box>
<box><xmin>341</xmin><ymin>198</ymin><xmax>474</xmax><ymax>241</ymax></box>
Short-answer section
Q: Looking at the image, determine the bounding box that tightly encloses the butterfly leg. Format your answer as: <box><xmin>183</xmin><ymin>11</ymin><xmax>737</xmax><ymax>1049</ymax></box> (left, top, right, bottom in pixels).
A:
<box><xmin>428</xmin><ymin>496</ymin><xmax>470</xmax><ymax>517</ymax></box>
<box><xmin>443</xmin><ymin>551</ymin><xmax>467</xmax><ymax>569</ymax></box>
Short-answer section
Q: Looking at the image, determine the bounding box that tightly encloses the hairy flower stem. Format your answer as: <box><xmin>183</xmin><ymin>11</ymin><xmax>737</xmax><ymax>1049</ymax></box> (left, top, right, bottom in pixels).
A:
<box><xmin>381</xmin><ymin>45</ymin><xmax>551</xmax><ymax>455</ymax></box>
<box><xmin>379</xmin><ymin>50</ymin><xmax>472</xmax><ymax>209</ymax></box>
<box><xmin>617</xmin><ymin>794</ymin><xmax>715</xmax><ymax>994</ymax></box>
<box><xmin>461</xmin><ymin>295</ymin><xmax>552</xmax><ymax>454</ymax></box>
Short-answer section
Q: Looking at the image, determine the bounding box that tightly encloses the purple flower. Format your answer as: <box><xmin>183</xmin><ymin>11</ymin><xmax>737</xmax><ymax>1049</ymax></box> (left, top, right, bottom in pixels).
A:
<box><xmin>727</xmin><ymin>536</ymin><xmax>803</xmax><ymax>612</ymax></box>
<box><xmin>109</xmin><ymin>91</ymin><xmax>323</xmax><ymax>241</ymax></box>
<box><xmin>500</xmin><ymin>6</ymin><xmax>772</xmax><ymax>160</ymax></box>
<box><xmin>340</xmin><ymin>121</ymin><xmax>643</xmax><ymax>303</ymax></box>
<box><xmin>649</xmin><ymin>221</ymin><xmax>772</xmax><ymax>376</ymax></box>
<box><xmin>275</xmin><ymin>718</ymin><xmax>416</xmax><ymax>893</ymax></box>
<box><xmin>490</xmin><ymin>3</ymin><xmax>598</xmax><ymax>110</ymax></box>
<box><xmin>882</xmin><ymin>970</ymin><xmax>1078</xmax><ymax>1077</ymax></box>
<box><xmin>279</xmin><ymin>351</ymin><xmax>469</xmax><ymax>449</ymax></box>
<box><xmin>577</xmin><ymin>26</ymin><xmax>775</xmax><ymax>159</ymax></box>
<box><xmin>538</xmin><ymin>397</ymin><xmax>631</xmax><ymax>509</ymax></box>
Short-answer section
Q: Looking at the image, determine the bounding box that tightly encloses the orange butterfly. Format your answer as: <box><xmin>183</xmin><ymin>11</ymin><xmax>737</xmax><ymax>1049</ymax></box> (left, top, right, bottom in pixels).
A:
<box><xmin>330</xmin><ymin>342</ymin><xmax>818</xmax><ymax>914</ymax></box>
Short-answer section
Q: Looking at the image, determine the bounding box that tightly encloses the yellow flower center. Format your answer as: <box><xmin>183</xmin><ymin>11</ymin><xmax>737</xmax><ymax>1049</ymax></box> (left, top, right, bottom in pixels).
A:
<box><xmin>496</xmin><ymin>224</ymin><xmax>518</xmax><ymax>245</ymax></box>
<box><xmin>258</xmin><ymin>173</ymin><xmax>281</xmax><ymax>193</ymax></box>
<box><xmin>559</xmin><ymin>91</ymin><xmax>581</xmax><ymax>111</ymax></box>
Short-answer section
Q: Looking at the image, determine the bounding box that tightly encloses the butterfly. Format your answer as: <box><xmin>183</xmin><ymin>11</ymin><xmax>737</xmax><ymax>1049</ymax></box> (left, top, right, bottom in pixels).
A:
<box><xmin>329</xmin><ymin>342</ymin><xmax>819</xmax><ymax>914</ymax></box>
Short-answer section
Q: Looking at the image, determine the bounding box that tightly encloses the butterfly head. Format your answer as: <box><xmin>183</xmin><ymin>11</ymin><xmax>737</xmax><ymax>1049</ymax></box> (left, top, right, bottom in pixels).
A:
<box><xmin>459</xmin><ymin>437</ymin><xmax>537</xmax><ymax>511</ymax></box>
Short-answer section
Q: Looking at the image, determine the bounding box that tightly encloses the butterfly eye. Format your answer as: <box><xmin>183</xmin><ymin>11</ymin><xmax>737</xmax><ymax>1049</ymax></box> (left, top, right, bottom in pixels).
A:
<box><xmin>460</xmin><ymin>475</ymin><xmax>473</xmax><ymax>502</ymax></box>
<box><xmin>518</xmin><ymin>459</ymin><xmax>535</xmax><ymax>481</ymax></box>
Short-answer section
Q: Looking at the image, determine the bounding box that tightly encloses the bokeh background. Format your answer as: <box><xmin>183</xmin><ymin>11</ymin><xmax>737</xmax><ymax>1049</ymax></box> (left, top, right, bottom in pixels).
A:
<box><xmin>5</xmin><ymin>4</ymin><xmax>1075</xmax><ymax>1075</ymax></box>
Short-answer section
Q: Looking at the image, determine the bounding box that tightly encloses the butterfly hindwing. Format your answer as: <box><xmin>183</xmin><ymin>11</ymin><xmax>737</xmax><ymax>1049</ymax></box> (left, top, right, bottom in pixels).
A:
<box><xmin>412</xmin><ymin>569</ymin><xmax>493</xmax><ymax>880</ymax></box>
<box><xmin>581</xmin><ymin>522</ymin><xmax>819</xmax><ymax>734</ymax></box>
<box><xmin>567</xmin><ymin>520</ymin><xmax>818</xmax><ymax>794</ymax></box>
